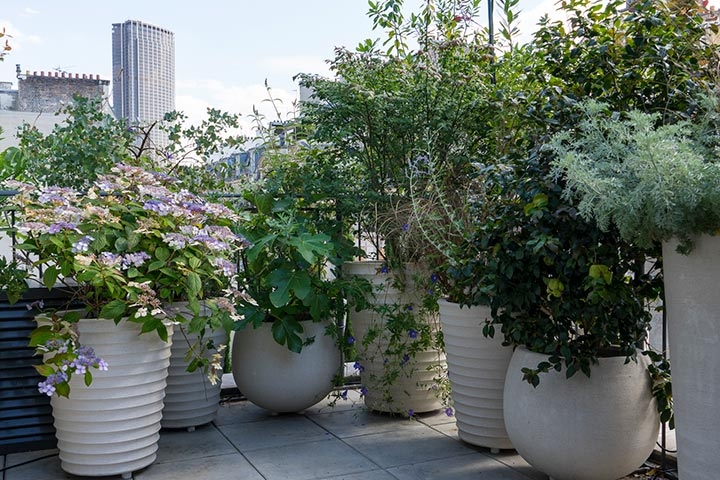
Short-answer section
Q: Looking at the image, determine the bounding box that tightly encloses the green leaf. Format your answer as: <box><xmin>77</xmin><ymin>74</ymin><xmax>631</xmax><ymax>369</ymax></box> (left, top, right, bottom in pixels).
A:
<box><xmin>287</xmin><ymin>232</ymin><xmax>332</xmax><ymax>264</ymax></box>
<box><xmin>271</xmin><ymin>318</ymin><xmax>304</xmax><ymax>353</ymax></box>
<box><xmin>34</xmin><ymin>364</ymin><xmax>56</xmax><ymax>377</ymax></box>
<box><xmin>187</xmin><ymin>272</ymin><xmax>202</xmax><ymax>296</ymax></box>
<box><xmin>84</xmin><ymin>371</ymin><xmax>93</xmax><ymax>387</ymax></box>
<box><xmin>55</xmin><ymin>382</ymin><xmax>70</xmax><ymax>398</ymax></box>
<box><xmin>147</xmin><ymin>260</ymin><xmax>165</xmax><ymax>272</ymax></box>
<box><xmin>155</xmin><ymin>247</ymin><xmax>170</xmax><ymax>262</ymax></box>
<box><xmin>42</xmin><ymin>266</ymin><xmax>60</xmax><ymax>289</ymax></box>
<box><xmin>99</xmin><ymin>300</ymin><xmax>126</xmax><ymax>320</ymax></box>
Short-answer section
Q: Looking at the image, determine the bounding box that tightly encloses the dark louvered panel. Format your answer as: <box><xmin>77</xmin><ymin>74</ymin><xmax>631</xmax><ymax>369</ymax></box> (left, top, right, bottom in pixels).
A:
<box><xmin>0</xmin><ymin>288</ymin><xmax>79</xmax><ymax>455</ymax></box>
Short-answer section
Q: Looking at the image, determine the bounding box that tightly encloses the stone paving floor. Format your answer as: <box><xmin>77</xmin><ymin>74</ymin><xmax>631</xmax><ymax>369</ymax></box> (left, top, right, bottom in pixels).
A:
<box><xmin>1</xmin><ymin>388</ymin><xmax>547</xmax><ymax>480</ymax></box>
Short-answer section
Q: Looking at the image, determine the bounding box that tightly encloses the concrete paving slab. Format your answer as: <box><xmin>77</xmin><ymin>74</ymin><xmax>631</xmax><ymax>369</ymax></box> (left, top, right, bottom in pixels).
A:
<box><xmin>387</xmin><ymin>452</ymin><xmax>537</xmax><ymax>480</ymax></box>
<box><xmin>309</xmin><ymin>408</ymin><xmax>427</xmax><ymax>438</ymax></box>
<box><xmin>218</xmin><ymin>414</ymin><xmax>333</xmax><ymax>452</ymax></box>
<box><xmin>343</xmin><ymin>424</ymin><xmax>476</xmax><ymax>469</ymax></box>
<box><xmin>426</xmin><ymin>418</ymin><xmax>461</xmax><ymax>440</ymax></box>
<box><xmin>243</xmin><ymin>437</ymin><xmax>380</xmax><ymax>480</ymax></box>
<box><xmin>213</xmin><ymin>397</ymin><xmax>272</xmax><ymax>426</ymax></box>
<box><xmin>135</xmin><ymin>453</ymin><xmax>264</xmax><ymax>480</ymax></box>
<box><xmin>154</xmin><ymin>424</ymin><xmax>237</xmax><ymax>464</ymax></box>
<box><xmin>322</xmin><ymin>470</ymin><xmax>398</xmax><ymax>480</ymax></box>
<box><xmin>4</xmin><ymin>449</ymin><xmax>64</xmax><ymax>480</ymax></box>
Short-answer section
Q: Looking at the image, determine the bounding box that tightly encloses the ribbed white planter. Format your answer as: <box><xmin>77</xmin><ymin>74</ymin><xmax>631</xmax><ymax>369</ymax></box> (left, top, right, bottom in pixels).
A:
<box><xmin>345</xmin><ymin>261</ymin><xmax>445</xmax><ymax>414</ymax></box>
<box><xmin>438</xmin><ymin>300</ymin><xmax>513</xmax><ymax>450</ymax></box>
<box><xmin>50</xmin><ymin>318</ymin><xmax>173</xmax><ymax>479</ymax></box>
<box><xmin>663</xmin><ymin>235</ymin><xmax>720</xmax><ymax>480</ymax></box>
<box><xmin>231</xmin><ymin>320</ymin><xmax>341</xmax><ymax>413</ymax></box>
<box><xmin>504</xmin><ymin>347</ymin><xmax>660</xmax><ymax>480</ymax></box>
<box><xmin>161</xmin><ymin>305</ymin><xmax>227</xmax><ymax>429</ymax></box>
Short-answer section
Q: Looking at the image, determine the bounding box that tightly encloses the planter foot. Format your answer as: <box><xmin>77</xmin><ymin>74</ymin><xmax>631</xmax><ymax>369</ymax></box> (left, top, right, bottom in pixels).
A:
<box><xmin>187</xmin><ymin>426</ymin><xmax>196</xmax><ymax>432</ymax></box>
<box><xmin>121</xmin><ymin>472</ymin><xmax>132</xmax><ymax>480</ymax></box>
<box><xmin>490</xmin><ymin>448</ymin><xmax>500</xmax><ymax>454</ymax></box>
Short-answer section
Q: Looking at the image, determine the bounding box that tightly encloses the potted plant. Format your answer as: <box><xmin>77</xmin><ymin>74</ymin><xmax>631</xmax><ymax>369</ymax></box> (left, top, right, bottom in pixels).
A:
<box><xmin>550</xmin><ymin>99</ymin><xmax>720</xmax><ymax>480</ymax></box>
<box><xmin>463</xmin><ymin>0</ymin><xmax>714</xmax><ymax>476</ymax></box>
<box><xmin>4</xmin><ymin>162</ymin><xmax>246</xmax><ymax>478</ymax></box>
<box><xmin>226</xmin><ymin>122</ymin><xmax>373</xmax><ymax>413</ymax></box>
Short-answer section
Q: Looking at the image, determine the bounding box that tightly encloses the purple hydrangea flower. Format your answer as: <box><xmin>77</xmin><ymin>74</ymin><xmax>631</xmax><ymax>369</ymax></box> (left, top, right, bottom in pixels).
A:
<box><xmin>143</xmin><ymin>199</ymin><xmax>171</xmax><ymax>215</ymax></box>
<box><xmin>48</xmin><ymin>221</ymin><xmax>77</xmax><ymax>234</ymax></box>
<box><xmin>121</xmin><ymin>252</ymin><xmax>151</xmax><ymax>269</ymax></box>
<box><xmin>71</xmin><ymin>235</ymin><xmax>93</xmax><ymax>254</ymax></box>
<box><xmin>445</xmin><ymin>407</ymin><xmax>454</xmax><ymax>417</ymax></box>
<box><xmin>162</xmin><ymin>233</ymin><xmax>188</xmax><ymax>249</ymax></box>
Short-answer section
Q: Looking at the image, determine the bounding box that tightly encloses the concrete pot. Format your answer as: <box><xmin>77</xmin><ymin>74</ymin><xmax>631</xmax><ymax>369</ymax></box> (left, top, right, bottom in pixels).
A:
<box><xmin>50</xmin><ymin>318</ymin><xmax>173</xmax><ymax>479</ymax></box>
<box><xmin>662</xmin><ymin>235</ymin><xmax>720</xmax><ymax>480</ymax></box>
<box><xmin>438</xmin><ymin>300</ymin><xmax>513</xmax><ymax>451</ymax></box>
<box><xmin>161</xmin><ymin>303</ymin><xmax>227</xmax><ymax>430</ymax></box>
<box><xmin>503</xmin><ymin>347</ymin><xmax>659</xmax><ymax>480</ymax></box>
<box><xmin>231</xmin><ymin>320</ymin><xmax>341</xmax><ymax>413</ymax></box>
<box><xmin>344</xmin><ymin>261</ymin><xmax>445</xmax><ymax>414</ymax></box>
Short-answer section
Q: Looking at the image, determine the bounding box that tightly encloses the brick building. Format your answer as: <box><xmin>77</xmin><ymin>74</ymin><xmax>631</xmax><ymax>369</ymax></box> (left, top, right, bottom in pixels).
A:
<box><xmin>0</xmin><ymin>65</ymin><xmax>110</xmax><ymax>150</ymax></box>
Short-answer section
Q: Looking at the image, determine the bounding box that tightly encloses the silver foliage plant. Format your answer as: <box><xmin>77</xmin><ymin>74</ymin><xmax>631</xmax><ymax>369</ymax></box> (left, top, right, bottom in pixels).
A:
<box><xmin>549</xmin><ymin>99</ymin><xmax>720</xmax><ymax>253</ymax></box>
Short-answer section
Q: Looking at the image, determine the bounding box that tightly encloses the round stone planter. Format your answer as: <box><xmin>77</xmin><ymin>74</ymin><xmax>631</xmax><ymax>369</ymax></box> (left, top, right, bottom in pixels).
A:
<box><xmin>161</xmin><ymin>304</ymin><xmax>227</xmax><ymax>429</ymax></box>
<box><xmin>231</xmin><ymin>320</ymin><xmax>341</xmax><ymax>413</ymax></box>
<box><xmin>344</xmin><ymin>261</ymin><xmax>445</xmax><ymax>414</ymax></box>
<box><xmin>438</xmin><ymin>300</ymin><xmax>513</xmax><ymax>451</ymax></box>
<box><xmin>50</xmin><ymin>318</ymin><xmax>173</xmax><ymax>479</ymax></box>
<box><xmin>503</xmin><ymin>347</ymin><xmax>659</xmax><ymax>480</ymax></box>
<box><xmin>663</xmin><ymin>235</ymin><xmax>720</xmax><ymax>480</ymax></box>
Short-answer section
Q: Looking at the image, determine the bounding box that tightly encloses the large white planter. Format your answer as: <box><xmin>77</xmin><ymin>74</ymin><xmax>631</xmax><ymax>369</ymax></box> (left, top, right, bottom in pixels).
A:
<box><xmin>231</xmin><ymin>320</ymin><xmax>341</xmax><ymax>413</ymax></box>
<box><xmin>438</xmin><ymin>300</ymin><xmax>513</xmax><ymax>450</ymax></box>
<box><xmin>161</xmin><ymin>306</ymin><xmax>227</xmax><ymax>430</ymax></box>
<box><xmin>663</xmin><ymin>235</ymin><xmax>720</xmax><ymax>480</ymax></box>
<box><xmin>345</xmin><ymin>261</ymin><xmax>445</xmax><ymax>414</ymax></box>
<box><xmin>503</xmin><ymin>347</ymin><xmax>660</xmax><ymax>480</ymax></box>
<box><xmin>50</xmin><ymin>318</ymin><xmax>173</xmax><ymax>479</ymax></box>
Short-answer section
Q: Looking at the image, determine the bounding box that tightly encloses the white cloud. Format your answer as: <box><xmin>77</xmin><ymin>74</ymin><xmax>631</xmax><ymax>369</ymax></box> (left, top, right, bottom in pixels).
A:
<box><xmin>177</xmin><ymin>79</ymin><xmax>298</xmax><ymax>137</ymax></box>
<box><xmin>0</xmin><ymin>20</ymin><xmax>42</xmax><ymax>53</ymax></box>
<box><xmin>21</xmin><ymin>8</ymin><xmax>40</xmax><ymax>16</ymax></box>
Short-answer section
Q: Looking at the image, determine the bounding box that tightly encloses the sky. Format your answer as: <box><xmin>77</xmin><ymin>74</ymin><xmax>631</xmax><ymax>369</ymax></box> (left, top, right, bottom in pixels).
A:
<box><xmin>0</xmin><ymin>0</ymin><xmax>560</xmax><ymax>133</ymax></box>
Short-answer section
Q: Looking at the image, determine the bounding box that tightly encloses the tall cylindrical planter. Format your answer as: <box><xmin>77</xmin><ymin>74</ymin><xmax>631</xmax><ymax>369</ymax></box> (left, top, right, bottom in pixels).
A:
<box><xmin>162</xmin><ymin>302</ymin><xmax>227</xmax><ymax>430</ymax></box>
<box><xmin>663</xmin><ymin>235</ymin><xmax>720</xmax><ymax>480</ymax></box>
<box><xmin>345</xmin><ymin>261</ymin><xmax>445</xmax><ymax>414</ymax></box>
<box><xmin>50</xmin><ymin>318</ymin><xmax>173</xmax><ymax>479</ymax></box>
<box><xmin>438</xmin><ymin>300</ymin><xmax>513</xmax><ymax>451</ymax></box>
<box><xmin>231</xmin><ymin>320</ymin><xmax>341</xmax><ymax>413</ymax></box>
<box><xmin>504</xmin><ymin>347</ymin><xmax>660</xmax><ymax>480</ymax></box>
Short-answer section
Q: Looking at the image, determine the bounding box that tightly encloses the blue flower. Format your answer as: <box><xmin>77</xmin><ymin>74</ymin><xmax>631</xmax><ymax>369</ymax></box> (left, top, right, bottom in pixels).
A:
<box><xmin>380</xmin><ymin>264</ymin><xmax>389</xmax><ymax>274</ymax></box>
<box><xmin>353</xmin><ymin>361</ymin><xmax>365</xmax><ymax>373</ymax></box>
<box><xmin>360</xmin><ymin>386</ymin><xmax>368</xmax><ymax>396</ymax></box>
<box><xmin>341</xmin><ymin>390</ymin><xmax>348</xmax><ymax>400</ymax></box>
<box><xmin>407</xmin><ymin>409</ymin><xmax>414</xmax><ymax>417</ymax></box>
<box><xmin>347</xmin><ymin>336</ymin><xmax>355</xmax><ymax>345</ymax></box>
<box><xmin>408</xmin><ymin>329</ymin><xmax>418</xmax><ymax>339</ymax></box>
<box><xmin>430</xmin><ymin>273</ymin><xmax>439</xmax><ymax>283</ymax></box>
<box><xmin>445</xmin><ymin>407</ymin><xmax>454</xmax><ymax>417</ymax></box>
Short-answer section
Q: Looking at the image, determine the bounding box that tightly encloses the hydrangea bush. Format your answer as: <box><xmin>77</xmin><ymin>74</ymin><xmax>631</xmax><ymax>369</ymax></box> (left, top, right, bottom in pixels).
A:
<box><xmin>6</xmin><ymin>162</ymin><xmax>248</xmax><ymax>397</ymax></box>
